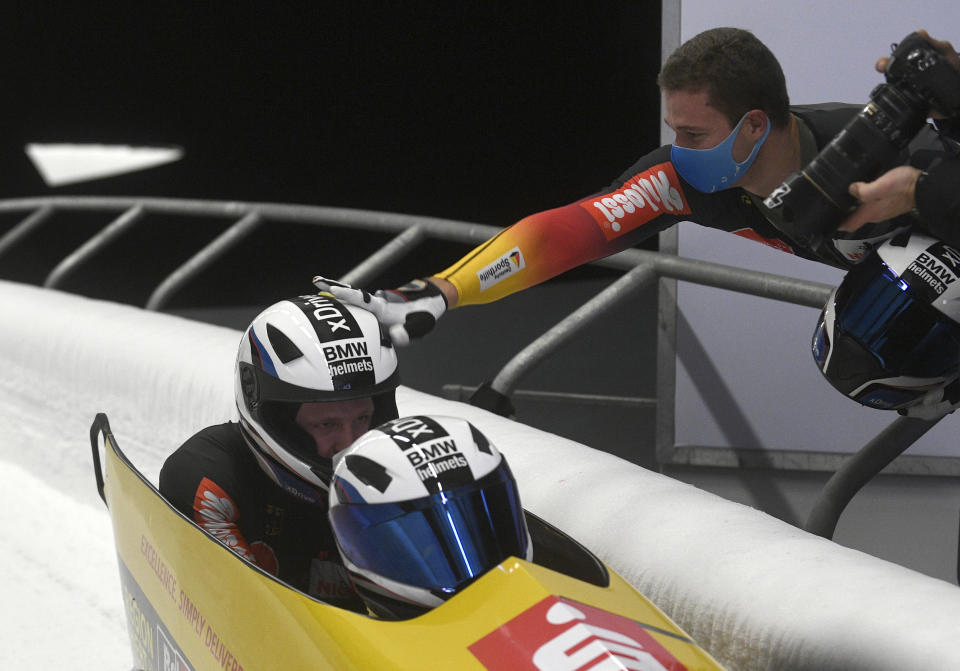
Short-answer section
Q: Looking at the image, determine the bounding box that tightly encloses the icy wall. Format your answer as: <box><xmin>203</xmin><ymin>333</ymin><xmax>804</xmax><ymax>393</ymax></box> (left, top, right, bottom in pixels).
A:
<box><xmin>3</xmin><ymin>279</ymin><xmax>960</xmax><ymax>671</ymax></box>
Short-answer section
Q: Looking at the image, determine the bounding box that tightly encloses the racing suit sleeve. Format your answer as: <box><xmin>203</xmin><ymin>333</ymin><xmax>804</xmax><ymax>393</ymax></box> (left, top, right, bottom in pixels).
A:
<box><xmin>159</xmin><ymin>428</ymin><xmax>258</xmax><ymax>564</ymax></box>
<box><xmin>435</xmin><ymin>158</ymin><xmax>692</xmax><ymax>306</ymax></box>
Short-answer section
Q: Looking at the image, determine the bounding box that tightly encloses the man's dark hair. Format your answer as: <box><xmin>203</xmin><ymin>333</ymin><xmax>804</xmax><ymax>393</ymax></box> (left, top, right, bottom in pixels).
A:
<box><xmin>657</xmin><ymin>27</ymin><xmax>790</xmax><ymax>129</ymax></box>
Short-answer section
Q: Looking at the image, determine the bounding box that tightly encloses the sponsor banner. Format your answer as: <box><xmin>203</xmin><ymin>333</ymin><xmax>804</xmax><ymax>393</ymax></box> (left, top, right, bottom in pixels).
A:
<box><xmin>119</xmin><ymin>558</ymin><xmax>195</xmax><ymax>671</ymax></box>
<box><xmin>132</xmin><ymin>536</ymin><xmax>247</xmax><ymax>671</ymax></box>
<box><xmin>309</xmin><ymin>558</ymin><xmax>357</xmax><ymax>602</ymax></box>
<box><xmin>378</xmin><ymin>416</ymin><xmax>473</xmax><ymax>491</ymax></box>
<box><xmin>293</xmin><ymin>294</ymin><xmax>364</xmax><ymax>343</ymax></box>
<box><xmin>327</xmin><ymin>357</ymin><xmax>374</xmax><ymax>376</ymax></box>
<box><xmin>900</xmin><ymin>241</ymin><xmax>960</xmax><ymax>304</ymax></box>
<box><xmin>320</xmin><ymin>338</ymin><xmax>376</xmax><ymax>390</ymax></box>
<box><xmin>322</xmin><ymin>340</ymin><xmax>370</xmax><ymax>363</ymax></box>
<box><xmin>327</xmin><ymin>356</ymin><xmax>376</xmax><ymax>390</ymax></box>
<box><xmin>579</xmin><ymin>163</ymin><xmax>691</xmax><ymax>241</ymax></box>
<box><xmin>469</xmin><ymin>596</ymin><xmax>689</xmax><ymax>671</ymax></box>
<box><xmin>158</xmin><ymin>628</ymin><xmax>193</xmax><ymax>671</ymax></box>
<box><xmin>478</xmin><ymin>247</ymin><xmax>526</xmax><ymax>291</ymax></box>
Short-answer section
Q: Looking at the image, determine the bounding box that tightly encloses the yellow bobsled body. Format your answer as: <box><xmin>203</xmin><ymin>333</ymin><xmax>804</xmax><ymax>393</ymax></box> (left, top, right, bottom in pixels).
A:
<box><xmin>91</xmin><ymin>414</ymin><xmax>725</xmax><ymax>671</ymax></box>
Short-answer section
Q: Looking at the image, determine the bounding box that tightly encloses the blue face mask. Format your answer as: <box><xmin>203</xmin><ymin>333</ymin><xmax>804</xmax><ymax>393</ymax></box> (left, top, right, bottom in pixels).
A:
<box><xmin>670</xmin><ymin>113</ymin><xmax>771</xmax><ymax>193</ymax></box>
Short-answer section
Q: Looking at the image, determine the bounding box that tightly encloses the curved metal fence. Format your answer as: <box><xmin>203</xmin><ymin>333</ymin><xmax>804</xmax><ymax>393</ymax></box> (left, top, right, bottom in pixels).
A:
<box><xmin>0</xmin><ymin>195</ymin><xmax>946</xmax><ymax>538</ymax></box>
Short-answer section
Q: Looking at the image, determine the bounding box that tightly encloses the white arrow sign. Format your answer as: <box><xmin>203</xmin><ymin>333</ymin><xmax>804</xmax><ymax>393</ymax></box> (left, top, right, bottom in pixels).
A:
<box><xmin>25</xmin><ymin>143</ymin><xmax>184</xmax><ymax>187</ymax></box>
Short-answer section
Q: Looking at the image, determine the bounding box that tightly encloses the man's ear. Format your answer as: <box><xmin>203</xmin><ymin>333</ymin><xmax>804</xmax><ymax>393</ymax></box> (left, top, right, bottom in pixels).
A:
<box><xmin>743</xmin><ymin>109</ymin><xmax>768</xmax><ymax>139</ymax></box>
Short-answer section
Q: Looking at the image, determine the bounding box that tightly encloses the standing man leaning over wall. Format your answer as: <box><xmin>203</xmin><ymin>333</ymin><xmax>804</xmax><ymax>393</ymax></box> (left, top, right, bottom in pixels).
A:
<box><xmin>315</xmin><ymin>28</ymin><xmax>944</xmax><ymax>349</ymax></box>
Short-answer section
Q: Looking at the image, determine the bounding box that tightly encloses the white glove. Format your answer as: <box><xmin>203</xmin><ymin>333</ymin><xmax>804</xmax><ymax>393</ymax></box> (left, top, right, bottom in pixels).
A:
<box><xmin>312</xmin><ymin>276</ymin><xmax>447</xmax><ymax>346</ymax></box>
<box><xmin>899</xmin><ymin>381</ymin><xmax>960</xmax><ymax>421</ymax></box>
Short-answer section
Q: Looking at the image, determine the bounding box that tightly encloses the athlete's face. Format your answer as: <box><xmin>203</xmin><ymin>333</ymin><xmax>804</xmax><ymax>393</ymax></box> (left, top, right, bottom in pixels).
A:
<box><xmin>663</xmin><ymin>88</ymin><xmax>755</xmax><ymax>162</ymax></box>
<box><xmin>295</xmin><ymin>397</ymin><xmax>375</xmax><ymax>458</ymax></box>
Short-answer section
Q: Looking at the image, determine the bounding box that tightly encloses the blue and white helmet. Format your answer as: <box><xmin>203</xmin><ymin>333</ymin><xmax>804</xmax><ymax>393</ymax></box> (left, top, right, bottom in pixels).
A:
<box><xmin>813</xmin><ymin>230</ymin><xmax>960</xmax><ymax>411</ymax></box>
<box><xmin>236</xmin><ymin>294</ymin><xmax>400</xmax><ymax>500</ymax></box>
<box><xmin>329</xmin><ymin>415</ymin><xmax>532</xmax><ymax>619</ymax></box>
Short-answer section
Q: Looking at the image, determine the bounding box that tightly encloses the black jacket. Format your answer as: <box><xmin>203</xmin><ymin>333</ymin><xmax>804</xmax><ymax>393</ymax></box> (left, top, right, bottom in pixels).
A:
<box><xmin>605</xmin><ymin>103</ymin><xmax>939</xmax><ymax>268</ymax></box>
<box><xmin>916</xmin><ymin>156</ymin><xmax>960</xmax><ymax>245</ymax></box>
<box><xmin>159</xmin><ymin>422</ymin><xmax>364</xmax><ymax>610</ymax></box>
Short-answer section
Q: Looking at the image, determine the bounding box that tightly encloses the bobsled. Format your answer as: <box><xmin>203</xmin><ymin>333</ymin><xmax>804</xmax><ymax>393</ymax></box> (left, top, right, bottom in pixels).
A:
<box><xmin>90</xmin><ymin>413</ymin><xmax>727</xmax><ymax>671</ymax></box>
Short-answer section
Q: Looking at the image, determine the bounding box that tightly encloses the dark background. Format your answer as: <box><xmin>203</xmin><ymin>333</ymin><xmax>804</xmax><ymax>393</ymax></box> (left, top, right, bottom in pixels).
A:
<box><xmin>0</xmin><ymin>3</ymin><xmax>664</xmax><ymax>466</ymax></box>
<box><xmin>2</xmin><ymin>3</ymin><xmax>661</xmax><ymax>222</ymax></box>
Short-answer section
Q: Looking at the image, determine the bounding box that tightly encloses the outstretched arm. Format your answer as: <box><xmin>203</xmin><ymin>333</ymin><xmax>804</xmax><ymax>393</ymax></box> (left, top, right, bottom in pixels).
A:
<box><xmin>432</xmin><ymin>199</ymin><xmax>629</xmax><ymax>308</ymax></box>
<box><xmin>317</xmin><ymin>155</ymin><xmax>692</xmax><ymax>343</ymax></box>
<box><xmin>434</xmin><ymin>158</ymin><xmax>692</xmax><ymax>307</ymax></box>
<box><xmin>316</xmin><ymin>202</ymin><xmax>621</xmax><ymax>342</ymax></box>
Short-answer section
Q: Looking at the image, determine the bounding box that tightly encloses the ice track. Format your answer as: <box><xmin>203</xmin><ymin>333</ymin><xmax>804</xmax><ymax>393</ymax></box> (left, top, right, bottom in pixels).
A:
<box><xmin>3</xmin><ymin>279</ymin><xmax>960</xmax><ymax>671</ymax></box>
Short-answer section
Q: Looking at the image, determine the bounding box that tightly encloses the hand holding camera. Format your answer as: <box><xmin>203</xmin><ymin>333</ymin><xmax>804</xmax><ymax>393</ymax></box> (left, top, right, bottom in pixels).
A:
<box><xmin>764</xmin><ymin>31</ymin><xmax>960</xmax><ymax>247</ymax></box>
<box><xmin>838</xmin><ymin>32</ymin><xmax>960</xmax><ymax>233</ymax></box>
<box><xmin>838</xmin><ymin>165</ymin><xmax>923</xmax><ymax>232</ymax></box>
<box><xmin>874</xmin><ymin>31</ymin><xmax>960</xmax><ymax>113</ymax></box>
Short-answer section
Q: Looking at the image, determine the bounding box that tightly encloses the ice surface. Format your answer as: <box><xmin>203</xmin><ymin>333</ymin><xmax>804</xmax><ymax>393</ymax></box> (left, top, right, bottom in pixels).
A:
<box><xmin>3</xmin><ymin>280</ymin><xmax>960</xmax><ymax>671</ymax></box>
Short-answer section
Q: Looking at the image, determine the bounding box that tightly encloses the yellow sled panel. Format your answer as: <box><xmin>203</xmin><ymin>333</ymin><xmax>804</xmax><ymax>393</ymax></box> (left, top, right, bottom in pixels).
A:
<box><xmin>98</xmin><ymin>419</ymin><xmax>726</xmax><ymax>671</ymax></box>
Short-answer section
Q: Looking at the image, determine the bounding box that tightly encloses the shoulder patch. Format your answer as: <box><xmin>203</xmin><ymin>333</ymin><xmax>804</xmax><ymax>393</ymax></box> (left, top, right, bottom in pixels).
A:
<box><xmin>579</xmin><ymin>162</ymin><xmax>691</xmax><ymax>241</ymax></box>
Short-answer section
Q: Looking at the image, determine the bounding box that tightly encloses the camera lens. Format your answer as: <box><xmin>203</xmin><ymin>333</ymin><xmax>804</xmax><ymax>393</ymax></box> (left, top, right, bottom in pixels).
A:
<box><xmin>808</xmin><ymin>85</ymin><xmax>922</xmax><ymax>209</ymax></box>
<box><xmin>770</xmin><ymin>84</ymin><xmax>927</xmax><ymax>241</ymax></box>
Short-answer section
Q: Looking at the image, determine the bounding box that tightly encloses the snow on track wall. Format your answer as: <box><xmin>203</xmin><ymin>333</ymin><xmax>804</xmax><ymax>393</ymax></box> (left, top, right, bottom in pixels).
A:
<box><xmin>3</xmin><ymin>279</ymin><xmax>960</xmax><ymax>671</ymax></box>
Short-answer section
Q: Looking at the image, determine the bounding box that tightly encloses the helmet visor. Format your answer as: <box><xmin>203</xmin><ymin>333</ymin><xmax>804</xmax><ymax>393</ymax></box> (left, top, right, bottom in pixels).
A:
<box><xmin>831</xmin><ymin>255</ymin><xmax>960</xmax><ymax>400</ymax></box>
<box><xmin>330</xmin><ymin>464</ymin><xmax>528</xmax><ymax>595</ymax></box>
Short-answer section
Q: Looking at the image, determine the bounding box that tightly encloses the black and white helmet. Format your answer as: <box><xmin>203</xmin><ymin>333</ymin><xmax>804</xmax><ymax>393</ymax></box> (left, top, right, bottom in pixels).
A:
<box><xmin>813</xmin><ymin>230</ymin><xmax>960</xmax><ymax>411</ymax></box>
<box><xmin>329</xmin><ymin>415</ymin><xmax>532</xmax><ymax>619</ymax></box>
<box><xmin>236</xmin><ymin>294</ymin><xmax>400</xmax><ymax>501</ymax></box>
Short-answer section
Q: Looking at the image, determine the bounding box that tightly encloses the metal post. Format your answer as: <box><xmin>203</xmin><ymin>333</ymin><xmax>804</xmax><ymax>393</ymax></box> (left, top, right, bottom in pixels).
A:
<box><xmin>494</xmin><ymin>264</ymin><xmax>657</xmax><ymax>395</ymax></box>
<box><xmin>339</xmin><ymin>225</ymin><xmax>425</xmax><ymax>287</ymax></box>
<box><xmin>634</xmin><ymin>248</ymin><xmax>835</xmax><ymax>309</ymax></box>
<box><xmin>805</xmin><ymin>415</ymin><xmax>944</xmax><ymax>539</ymax></box>
<box><xmin>0</xmin><ymin>205</ymin><xmax>55</xmax><ymax>260</ymax></box>
<box><xmin>146</xmin><ymin>211</ymin><xmax>262</xmax><ymax>311</ymax></box>
<box><xmin>44</xmin><ymin>206</ymin><xmax>146</xmax><ymax>289</ymax></box>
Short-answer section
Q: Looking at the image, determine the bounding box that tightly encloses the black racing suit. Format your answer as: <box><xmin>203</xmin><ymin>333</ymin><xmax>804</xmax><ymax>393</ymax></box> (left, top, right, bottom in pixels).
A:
<box><xmin>159</xmin><ymin>422</ymin><xmax>364</xmax><ymax>611</ymax></box>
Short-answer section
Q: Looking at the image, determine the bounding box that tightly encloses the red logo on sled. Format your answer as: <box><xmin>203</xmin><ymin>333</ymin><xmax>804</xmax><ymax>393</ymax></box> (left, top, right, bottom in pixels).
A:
<box><xmin>469</xmin><ymin>596</ymin><xmax>689</xmax><ymax>671</ymax></box>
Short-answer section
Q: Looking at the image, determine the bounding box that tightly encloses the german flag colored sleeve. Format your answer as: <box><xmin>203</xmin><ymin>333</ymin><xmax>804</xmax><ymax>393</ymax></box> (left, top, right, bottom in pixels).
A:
<box><xmin>435</xmin><ymin>159</ymin><xmax>692</xmax><ymax>306</ymax></box>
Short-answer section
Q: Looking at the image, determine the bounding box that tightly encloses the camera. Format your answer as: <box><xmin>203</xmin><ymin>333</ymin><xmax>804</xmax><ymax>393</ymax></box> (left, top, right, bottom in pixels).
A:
<box><xmin>764</xmin><ymin>32</ymin><xmax>960</xmax><ymax>247</ymax></box>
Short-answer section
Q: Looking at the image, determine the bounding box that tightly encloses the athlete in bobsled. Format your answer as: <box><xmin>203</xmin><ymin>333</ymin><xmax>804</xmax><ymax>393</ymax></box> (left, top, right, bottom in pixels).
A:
<box><xmin>102</xmin><ymin>298</ymin><xmax>725</xmax><ymax>666</ymax></box>
<box><xmin>328</xmin><ymin>414</ymin><xmax>533</xmax><ymax>620</ymax></box>
<box><xmin>160</xmin><ymin>292</ymin><xmax>399</xmax><ymax>607</ymax></box>
<box><xmin>96</xmin><ymin>403</ymin><xmax>728</xmax><ymax>668</ymax></box>
<box><xmin>813</xmin><ymin>229</ymin><xmax>960</xmax><ymax>419</ymax></box>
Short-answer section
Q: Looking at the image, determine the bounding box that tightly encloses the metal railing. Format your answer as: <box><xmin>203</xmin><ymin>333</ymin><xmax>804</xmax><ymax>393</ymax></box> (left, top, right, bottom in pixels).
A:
<box><xmin>0</xmin><ymin>195</ymin><xmax>951</xmax><ymax>539</ymax></box>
